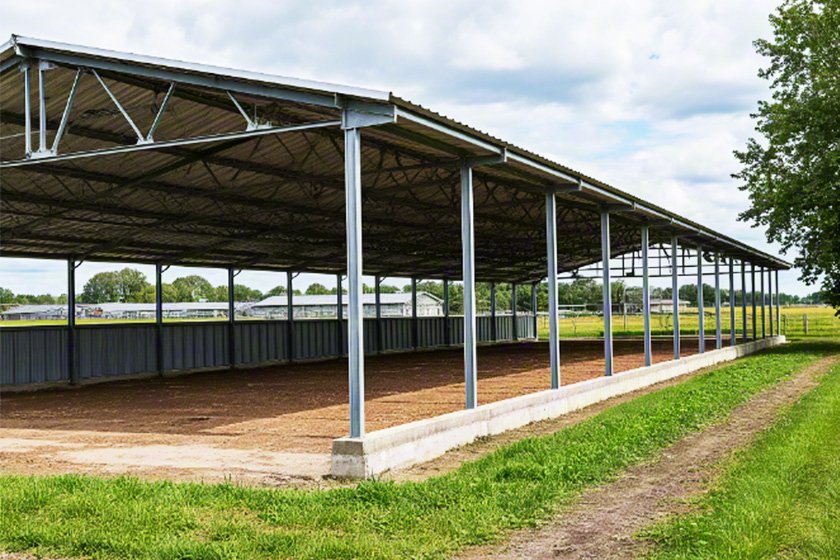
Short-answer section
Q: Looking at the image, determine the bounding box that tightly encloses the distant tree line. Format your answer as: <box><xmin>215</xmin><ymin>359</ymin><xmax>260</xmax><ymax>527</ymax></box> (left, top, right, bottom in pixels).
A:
<box><xmin>0</xmin><ymin>267</ymin><xmax>829</xmax><ymax>308</ymax></box>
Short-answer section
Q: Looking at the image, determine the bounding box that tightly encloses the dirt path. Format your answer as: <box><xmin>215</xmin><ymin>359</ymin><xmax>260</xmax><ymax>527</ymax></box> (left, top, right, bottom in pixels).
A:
<box><xmin>462</xmin><ymin>354</ymin><xmax>840</xmax><ymax>560</ymax></box>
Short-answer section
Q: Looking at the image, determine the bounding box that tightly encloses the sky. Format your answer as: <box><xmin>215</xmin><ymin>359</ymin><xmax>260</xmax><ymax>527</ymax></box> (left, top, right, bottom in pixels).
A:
<box><xmin>0</xmin><ymin>0</ymin><xmax>811</xmax><ymax>297</ymax></box>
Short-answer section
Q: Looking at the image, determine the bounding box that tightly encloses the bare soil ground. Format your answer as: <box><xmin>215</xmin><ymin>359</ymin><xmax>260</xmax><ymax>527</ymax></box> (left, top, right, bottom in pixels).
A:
<box><xmin>462</xmin><ymin>353</ymin><xmax>840</xmax><ymax>560</ymax></box>
<box><xmin>0</xmin><ymin>339</ymin><xmax>714</xmax><ymax>486</ymax></box>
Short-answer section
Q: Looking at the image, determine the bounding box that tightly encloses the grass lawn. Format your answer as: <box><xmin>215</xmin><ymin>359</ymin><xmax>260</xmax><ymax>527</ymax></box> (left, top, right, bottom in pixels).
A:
<box><xmin>536</xmin><ymin>306</ymin><xmax>839</xmax><ymax>339</ymax></box>
<box><xmin>641</xmin><ymin>345</ymin><xmax>840</xmax><ymax>559</ymax></box>
<box><xmin>0</xmin><ymin>341</ymin><xmax>837</xmax><ymax>559</ymax></box>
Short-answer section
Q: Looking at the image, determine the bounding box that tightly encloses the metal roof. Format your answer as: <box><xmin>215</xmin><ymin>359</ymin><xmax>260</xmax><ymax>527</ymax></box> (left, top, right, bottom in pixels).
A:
<box><xmin>0</xmin><ymin>35</ymin><xmax>790</xmax><ymax>284</ymax></box>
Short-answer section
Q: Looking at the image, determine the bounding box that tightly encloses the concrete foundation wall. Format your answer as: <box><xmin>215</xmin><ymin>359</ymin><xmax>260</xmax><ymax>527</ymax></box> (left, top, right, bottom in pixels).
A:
<box><xmin>331</xmin><ymin>336</ymin><xmax>786</xmax><ymax>478</ymax></box>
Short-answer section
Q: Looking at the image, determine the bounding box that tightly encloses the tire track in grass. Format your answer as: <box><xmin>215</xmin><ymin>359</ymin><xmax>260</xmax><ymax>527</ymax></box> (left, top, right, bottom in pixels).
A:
<box><xmin>465</xmin><ymin>353</ymin><xmax>840</xmax><ymax>560</ymax></box>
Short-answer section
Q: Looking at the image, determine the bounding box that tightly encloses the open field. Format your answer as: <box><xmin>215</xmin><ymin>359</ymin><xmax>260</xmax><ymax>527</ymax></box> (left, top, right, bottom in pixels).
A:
<box><xmin>642</xmin><ymin>350</ymin><xmax>840</xmax><ymax>558</ymax></box>
<box><xmin>538</xmin><ymin>305</ymin><xmax>839</xmax><ymax>338</ymax></box>
<box><xmin>0</xmin><ymin>341</ymin><xmax>834</xmax><ymax>559</ymax></box>
<box><xmin>0</xmin><ymin>339</ymin><xmax>714</xmax><ymax>483</ymax></box>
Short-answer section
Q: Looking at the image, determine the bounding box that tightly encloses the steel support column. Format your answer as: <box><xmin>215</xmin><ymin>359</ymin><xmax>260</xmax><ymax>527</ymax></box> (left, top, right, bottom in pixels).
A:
<box><xmin>461</xmin><ymin>163</ymin><xmax>478</xmax><ymax>408</ymax></box>
<box><xmin>714</xmin><ymin>253</ymin><xmax>722</xmax><ymax>349</ymax></box>
<box><xmin>775</xmin><ymin>270</ymin><xmax>781</xmax><ymax>336</ymax></box>
<box><xmin>531</xmin><ymin>282</ymin><xmax>538</xmax><ymax>341</ymax></box>
<box><xmin>741</xmin><ymin>262</ymin><xmax>748</xmax><ymax>342</ymax></box>
<box><xmin>729</xmin><ymin>259</ymin><xmax>736</xmax><ymax>346</ymax></box>
<box><xmin>697</xmin><ymin>247</ymin><xmax>705</xmax><ymax>354</ymax></box>
<box><xmin>155</xmin><ymin>264</ymin><xmax>164</xmax><ymax>376</ymax></box>
<box><xmin>23</xmin><ymin>63</ymin><xmax>32</xmax><ymax>155</ymax></box>
<box><xmin>671</xmin><ymin>236</ymin><xmax>680</xmax><ymax>360</ymax></box>
<box><xmin>411</xmin><ymin>277</ymin><xmax>418</xmax><ymax>349</ymax></box>
<box><xmin>286</xmin><ymin>271</ymin><xmax>294</xmax><ymax>361</ymax></box>
<box><xmin>227</xmin><ymin>267</ymin><xmax>236</xmax><ymax>368</ymax></box>
<box><xmin>768</xmin><ymin>268</ymin><xmax>774</xmax><ymax>336</ymax></box>
<box><xmin>443</xmin><ymin>278</ymin><xmax>451</xmax><ymax>346</ymax></box>
<box><xmin>546</xmin><ymin>193</ymin><xmax>560</xmax><ymax>387</ymax></box>
<box><xmin>751</xmin><ymin>264</ymin><xmax>757</xmax><ymax>340</ymax></box>
<box><xmin>760</xmin><ymin>266</ymin><xmax>766</xmax><ymax>339</ymax></box>
<box><xmin>374</xmin><ymin>276</ymin><xmax>382</xmax><ymax>353</ymax></box>
<box><xmin>601</xmin><ymin>210</ymin><xmax>613</xmax><ymax>376</ymax></box>
<box><xmin>511</xmin><ymin>282</ymin><xmax>519</xmax><ymax>341</ymax></box>
<box><xmin>344</xmin><ymin>126</ymin><xmax>365</xmax><ymax>438</ymax></box>
<box><xmin>337</xmin><ymin>274</ymin><xmax>344</xmax><ymax>355</ymax></box>
<box><xmin>641</xmin><ymin>225</ymin><xmax>652</xmax><ymax>366</ymax></box>
<box><xmin>490</xmin><ymin>282</ymin><xmax>497</xmax><ymax>342</ymax></box>
<box><xmin>37</xmin><ymin>61</ymin><xmax>47</xmax><ymax>154</ymax></box>
<box><xmin>67</xmin><ymin>259</ymin><xmax>78</xmax><ymax>385</ymax></box>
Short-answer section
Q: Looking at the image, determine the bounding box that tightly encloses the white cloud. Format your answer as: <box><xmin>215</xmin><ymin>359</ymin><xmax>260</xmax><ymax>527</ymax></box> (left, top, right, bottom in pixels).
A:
<box><xmin>1</xmin><ymin>0</ymin><xmax>809</xmax><ymax>295</ymax></box>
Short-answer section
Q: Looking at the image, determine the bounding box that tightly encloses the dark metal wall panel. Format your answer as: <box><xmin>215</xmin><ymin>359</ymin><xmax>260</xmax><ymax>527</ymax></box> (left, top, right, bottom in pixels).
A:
<box><xmin>235</xmin><ymin>321</ymin><xmax>289</xmax><ymax>365</ymax></box>
<box><xmin>417</xmin><ymin>317</ymin><xmax>446</xmax><ymax>347</ymax></box>
<box><xmin>517</xmin><ymin>315</ymin><xmax>536</xmax><ymax>339</ymax></box>
<box><xmin>379</xmin><ymin>318</ymin><xmax>412</xmax><ymax>351</ymax></box>
<box><xmin>447</xmin><ymin>316</ymin><xmax>465</xmax><ymax>346</ymax></box>
<box><xmin>77</xmin><ymin>325</ymin><xmax>156</xmax><ymax>379</ymax></box>
<box><xmin>294</xmin><ymin>320</ymin><xmax>341</xmax><ymax>360</ymax></box>
<box><xmin>163</xmin><ymin>323</ymin><xmax>229</xmax><ymax>371</ymax></box>
<box><xmin>3</xmin><ymin>314</ymin><xmax>541</xmax><ymax>387</ymax></box>
<box><xmin>477</xmin><ymin>316</ymin><xmax>493</xmax><ymax>342</ymax></box>
<box><xmin>0</xmin><ymin>327</ymin><xmax>68</xmax><ymax>385</ymax></box>
<box><xmin>495</xmin><ymin>316</ymin><xmax>514</xmax><ymax>341</ymax></box>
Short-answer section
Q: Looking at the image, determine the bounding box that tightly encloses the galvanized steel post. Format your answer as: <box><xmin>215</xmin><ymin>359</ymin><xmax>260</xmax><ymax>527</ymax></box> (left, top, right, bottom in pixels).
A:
<box><xmin>443</xmin><ymin>278</ymin><xmax>451</xmax><ymax>346</ymax></box>
<box><xmin>344</xmin><ymin>125</ymin><xmax>364</xmax><ymax>438</ymax></box>
<box><xmin>38</xmin><ymin>61</ymin><xmax>47</xmax><ymax>153</ymax></box>
<box><xmin>601</xmin><ymin>210</ymin><xmax>613</xmax><ymax>376</ymax></box>
<box><xmin>775</xmin><ymin>270</ymin><xmax>780</xmax><ymax>335</ymax></box>
<box><xmin>768</xmin><ymin>268</ymin><xmax>774</xmax><ymax>336</ymax></box>
<box><xmin>337</xmin><ymin>274</ymin><xmax>344</xmax><ymax>355</ymax></box>
<box><xmin>286</xmin><ymin>271</ymin><xmax>294</xmax><ymax>361</ymax></box>
<box><xmin>374</xmin><ymin>275</ymin><xmax>382</xmax><ymax>353</ymax></box>
<box><xmin>22</xmin><ymin>62</ymin><xmax>32</xmax><ymax>155</ymax></box>
<box><xmin>671</xmin><ymin>236</ymin><xmax>680</xmax><ymax>360</ymax></box>
<box><xmin>546</xmin><ymin>192</ymin><xmax>560</xmax><ymax>387</ymax></box>
<box><xmin>751</xmin><ymin>264</ymin><xmax>757</xmax><ymax>340</ymax></box>
<box><xmin>461</xmin><ymin>163</ymin><xmax>478</xmax><ymax>408</ymax></box>
<box><xmin>411</xmin><ymin>277</ymin><xmax>418</xmax><ymax>349</ymax></box>
<box><xmin>155</xmin><ymin>264</ymin><xmax>164</xmax><ymax>376</ymax></box>
<box><xmin>531</xmin><ymin>282</ymin><xmax>538</xmax><ymax>340</ymax></box>
<box><xmin>729</xmin><ymin>259</ymin><xmax>736</xmax><ymax>346</ymax></box>
<box><xmin>741</xmin><ymin>261</ymin><xmax>748</xmax><ymax>342</ymax></box>
<box><xmin>511</xmin><ymin>282</ymin><xmax>518</xmax><ymax>341</ymax></box>
<box><xmin>227</xmin><ymin>267</ymin><xmax>236</xmax><ymax>368</ymax></box>
<box><xmin>714</xmin><ymin>253</ymin><xmax>722</xmax><ymax>349</ymax></box>
<box><xmin>641</xmin><ymin>225</ymin><xmax>652</xmax><ymax>367</ymax></box>
<box><xmin>697</xmin><ymin>247</ymin><xmax>705</xmax><ymax>354</ymax></box>
<box><xmin>490</xmin><ymin>282</ymin><xmax>497</xmax><ymax>342</ymax></box>
<box><xmin>67</xmin><ymin>259</ymin><xmax>78</xmax><ymax>385</ymax></box>
<box><xmin>760</xmin><ymin>266</ymin><xmax>766</xmax><ymax>339</ymax></box>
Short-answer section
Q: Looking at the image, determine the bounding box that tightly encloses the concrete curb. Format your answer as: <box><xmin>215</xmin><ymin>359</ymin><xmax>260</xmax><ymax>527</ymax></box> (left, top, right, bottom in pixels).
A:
<box><xmin>331</xmin><ymin>336</ymin><xmax>786</xmax><ymax>478</ymax></box>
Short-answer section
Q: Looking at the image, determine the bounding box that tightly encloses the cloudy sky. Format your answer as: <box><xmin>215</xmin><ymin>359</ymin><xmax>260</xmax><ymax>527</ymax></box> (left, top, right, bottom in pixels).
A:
<box><xmin>0</xmin><ymin>0</ymin><xmax>807</xmax><ymax>296</ymax></box>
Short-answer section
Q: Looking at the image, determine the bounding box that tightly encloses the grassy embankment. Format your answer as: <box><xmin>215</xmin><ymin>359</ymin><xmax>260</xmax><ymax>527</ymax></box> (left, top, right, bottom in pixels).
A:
<box><xmin>0</xmin><ymin>341</ymin><xmax>836</xmax><ymax>559</ymax></box>
<box><xmin>642</xmin><ymin>351</ymin><xmax>840</xmax><ymax>558</ymax></box>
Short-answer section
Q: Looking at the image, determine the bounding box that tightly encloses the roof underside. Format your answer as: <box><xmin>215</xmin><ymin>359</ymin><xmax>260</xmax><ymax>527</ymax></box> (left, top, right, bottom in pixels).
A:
<box><xmin>0</xmin><ymin>36</ymin><xmax>790</xmax><ymax>283</ymax></box>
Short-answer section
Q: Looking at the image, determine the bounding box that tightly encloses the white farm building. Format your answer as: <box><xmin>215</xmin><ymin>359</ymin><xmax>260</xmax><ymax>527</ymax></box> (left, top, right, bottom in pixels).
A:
<box><xmin>242</xmin><ymin>292</ymin><xmax>443</xmax><ymax>320</ymax></box>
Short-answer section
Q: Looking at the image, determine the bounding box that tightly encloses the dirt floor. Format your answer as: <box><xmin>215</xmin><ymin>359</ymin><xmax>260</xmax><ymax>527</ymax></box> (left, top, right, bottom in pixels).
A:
<box><xmin>0</xmin><ymin>338</ymin><xmax>716</xmax><ymax>485</ymax></box>
<box><xmin>462</xmin><ymin>353</ymin><xmax>840</xmax><ymax>560</ymax></box>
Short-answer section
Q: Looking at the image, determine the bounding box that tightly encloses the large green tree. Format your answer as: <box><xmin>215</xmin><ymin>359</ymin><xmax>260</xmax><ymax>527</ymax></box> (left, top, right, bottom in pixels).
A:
<box><xmin>735</xmin><ymin>0</ymin><xmax>840</xmax><ymax>313</ymax></box>
<box><xmin>80</xmin><ymin>268</ymin><xmax>151</xmax><ymax>303</ymax></box>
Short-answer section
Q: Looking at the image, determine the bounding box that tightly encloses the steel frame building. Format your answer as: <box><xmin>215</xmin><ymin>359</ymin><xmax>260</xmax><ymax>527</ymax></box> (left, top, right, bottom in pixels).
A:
<box><xmin>0</xmin><ymin>36</ymin><xmax>788</xmax><ymax>440</ymax></box>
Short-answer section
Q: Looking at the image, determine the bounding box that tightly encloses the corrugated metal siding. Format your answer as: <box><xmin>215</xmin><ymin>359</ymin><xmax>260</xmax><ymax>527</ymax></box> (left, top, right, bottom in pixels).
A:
<box><xmin>2</xmin><ymin>314</ymin><xmax>540</xmax><ymax>386</ymax></box>
<box><xmin>0</xmin><ymin>327</ymin><xmax>67</xmax><ymax>385</ymax></box>
<box><xmin>77</xmin><ymin>325</ymin><xmax>156</xmax><ymax>378</ymax></box>
<box><xmin>294</xmin><ymin>320</ymin><xmax>341</xmax><ymax>360</ymax></box>
<box><xmin>380</xmin><ymin>318</ymin><xmax>412</xmax><ymax>351</ymax></box>
<box><xmin>163</xmin><ymin>323</ymin><xmax>228</xmax><ymax>371</ymax></box>
<box><xmin>235</xmin><ymin>321</ymin><xmax>289</xmax><ymax>364</ymax></box>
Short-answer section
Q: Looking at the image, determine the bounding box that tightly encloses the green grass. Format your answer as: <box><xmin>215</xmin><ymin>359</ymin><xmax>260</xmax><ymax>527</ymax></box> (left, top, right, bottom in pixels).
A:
<box><xmin>536</xmin><ymin>306</ymin><xmax>839</xmax><ymax>339</ymax></box>
<box><xmin>0</xmin><ymin>342</ymin><xmax>836</xmax><ymax>560</ymax></box>
<box><xmin>641</xmin><ymin>348</ymin><xmax>840</xmax><ymax>559</ymax></box>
